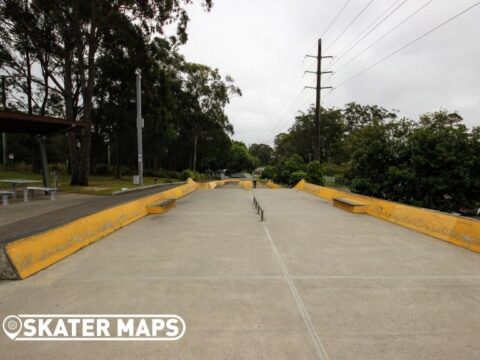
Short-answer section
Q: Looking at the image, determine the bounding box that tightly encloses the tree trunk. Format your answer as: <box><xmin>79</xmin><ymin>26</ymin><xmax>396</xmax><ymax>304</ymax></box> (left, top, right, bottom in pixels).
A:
<box><xmin>113</xmin><ymin>130</ymin><xmax>121</xmax><ymax>179</ymax></box>
<box><xmin>63</xmin><ymin>42</ymin><xmax>80</xmax><ymax>184</ymax></box>
<box><xmin>25</xmin><ymin>50</ymin><xmax>32</xmax><ymax>115</ymax></box>
<box><xmin>192</xmin><ymin>134</ymin><xmax>199</xmax><ymax>171</ymax></box>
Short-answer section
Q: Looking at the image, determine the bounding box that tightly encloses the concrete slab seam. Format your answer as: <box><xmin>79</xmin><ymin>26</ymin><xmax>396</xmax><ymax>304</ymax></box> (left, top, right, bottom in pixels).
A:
<box><xmin>261</xmin><ymin>221</ymin><xmax>329</xmax><ymax>360</ymax></box>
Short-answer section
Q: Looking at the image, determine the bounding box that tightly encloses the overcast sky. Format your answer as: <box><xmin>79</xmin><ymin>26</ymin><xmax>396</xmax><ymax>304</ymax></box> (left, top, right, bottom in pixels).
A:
<box><xmin>179</xmin><ymin>0</ymin><xmax>480</xmax><ymax>146</ymax></box>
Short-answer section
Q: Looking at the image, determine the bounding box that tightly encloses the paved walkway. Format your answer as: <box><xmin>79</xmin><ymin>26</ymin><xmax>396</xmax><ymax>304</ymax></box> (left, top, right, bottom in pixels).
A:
<box><xmin>1</xmin><ymin>188</ymin><xmax>480</xmax><ymax>359</ymax></box>
<box><xmin>0</xmin><ymin>183</ymin><xmax>179</xmax><ymax>244</ymax></box>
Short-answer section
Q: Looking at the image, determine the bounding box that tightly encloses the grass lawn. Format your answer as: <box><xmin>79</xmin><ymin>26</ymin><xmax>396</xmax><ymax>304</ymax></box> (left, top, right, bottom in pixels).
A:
<box><xmin>0</xmin><ymin>170</ymin><xmax>182</xmax><ymax>196</ymax></box>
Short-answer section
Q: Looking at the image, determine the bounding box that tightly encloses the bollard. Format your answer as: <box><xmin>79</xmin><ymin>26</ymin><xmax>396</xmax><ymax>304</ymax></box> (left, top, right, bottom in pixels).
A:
<box><xmin>261</xmin><ymin>209</ymin><xmax>264</xmax><ymax>222</ymax></box>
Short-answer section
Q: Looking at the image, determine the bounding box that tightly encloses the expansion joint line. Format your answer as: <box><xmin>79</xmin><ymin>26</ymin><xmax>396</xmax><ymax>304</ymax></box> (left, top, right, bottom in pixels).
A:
<box><xmin>262</xmin><ymin>222</ymin><xmax>329</xmax><ymax>360</ymax></box>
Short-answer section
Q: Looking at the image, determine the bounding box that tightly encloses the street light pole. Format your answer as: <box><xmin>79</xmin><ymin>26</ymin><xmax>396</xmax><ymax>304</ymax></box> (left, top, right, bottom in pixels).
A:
<box><xmin>135</xmin><ymin>68</ymin><xmax>144</xmax><ymax>185</ymax></box>
<box><xmin>2</xmin><ymin>76</ymin><xmax>7</xmax><ymax>166</ymax></box>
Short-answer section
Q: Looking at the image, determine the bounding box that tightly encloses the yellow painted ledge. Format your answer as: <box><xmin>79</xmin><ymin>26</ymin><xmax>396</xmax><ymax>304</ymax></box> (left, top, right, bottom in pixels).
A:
<box><xmin>295</xmin><ymin>179</ymin><xmax>480</xmax><ymax>253</ymax></box>
<box><xmin>5</xmin><ymin>179</ymin><xmax>199</xmax><ymax>279</ymax></box>
<box><xmin>332</xmin><ymin>198</ymin><xmax>368</xmax><ymax>214</ymax></box>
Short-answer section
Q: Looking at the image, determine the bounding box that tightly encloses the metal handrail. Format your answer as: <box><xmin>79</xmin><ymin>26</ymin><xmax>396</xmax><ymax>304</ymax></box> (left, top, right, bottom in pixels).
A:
<box><xmin>253</xmin><ymin>197</ymin><xmax>265</xmax><ymax>222</ymax></box>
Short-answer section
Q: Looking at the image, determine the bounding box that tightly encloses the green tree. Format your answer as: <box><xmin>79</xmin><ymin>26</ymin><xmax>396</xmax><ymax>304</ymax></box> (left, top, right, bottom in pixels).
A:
<box><xmin>183</xmin><ymin>63</ymin><xmax>241</xmax><ymax>171</ymax></box>
<box><xmin>273</xmin><ymin>106</ymin><xmax>345</xmax><ymax>164</ymax></box>
<box><xmin>249</xmin><ymin>143</ymin><xmax>274</xmax><ymax>166</ymax></box>
<box><xmin>289</xmin><ymin>171</ymin><xmax>307</xmax><ymax>187</ymax></box>
<box><xmin>1</xmin><ymin>0</ymin><xmax>213</xmax><ymax>185</ymax></box>
<box><xmin>348</xmin><ymin>110</ymin><xmax>480</xmax><ymax>212</ymax></box>
<box><xmin>273</xmin><ymin>154</ymin><xmax>305</xmax><ymax>185</ymax></box>
<box><xmin>348</xmin><ymin>119</ymin><xmax>403</xmax><ymax>197</ymax></box>
<box><xmin>392</xmin><ymin>112</ymin><xmax>475</xmax><ymax>211</ymax></box>
<box><xmin>306</xmin><ymin>161</ymin><xmax>325</xmax><ymax>185</ymax></box>
<box><xmin>227</xmin><ymin>141</ymin><xmax>258</xmax><ymax>172</ymax></box>
<box><xmin>261</xmin><ymin>165</ymin><xmax>275</xmax><ymax>180</ymax></box>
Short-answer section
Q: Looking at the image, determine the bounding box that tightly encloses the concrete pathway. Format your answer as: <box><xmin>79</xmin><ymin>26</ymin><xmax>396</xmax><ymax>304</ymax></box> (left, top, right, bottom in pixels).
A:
<box><xmin>1</xmin><ymin>188</ymin><xmax>480</xmax><ymax>359</ymax></box>
<box><xmin>0</xmin><ymin>183</ymin><xmax>179</xmax><ymax>243</ymax></box>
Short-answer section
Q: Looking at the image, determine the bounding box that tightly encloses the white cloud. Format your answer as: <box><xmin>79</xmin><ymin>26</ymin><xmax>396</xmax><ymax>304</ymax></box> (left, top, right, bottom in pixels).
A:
<box><xmin>180</xmin><ymin>0</ymin><xmax>480</xmax><ymax>145</ymax></box>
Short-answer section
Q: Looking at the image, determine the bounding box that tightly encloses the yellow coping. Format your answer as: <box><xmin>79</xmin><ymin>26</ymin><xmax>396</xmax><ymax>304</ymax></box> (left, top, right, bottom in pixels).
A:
<box><xmin>5</xmin><ymin>179</ymin><xmax>199</xmax><ymax>279</ymax></box>
<box><xmin>265</xmin><ymin>180</ymin><xmax>282</xmax><ymax>189</ymax></box>
<box><xmin>295</xmin><ymin>179</ymin><xmax>480</xmax><ymax>253</ymax></box>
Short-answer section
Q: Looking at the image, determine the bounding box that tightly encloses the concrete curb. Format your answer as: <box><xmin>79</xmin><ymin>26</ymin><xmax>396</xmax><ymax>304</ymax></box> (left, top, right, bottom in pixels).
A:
<box><xmin>111</xmin><ymin>181</ymin><xmax>184</xmax><ymax>195</ymax></box>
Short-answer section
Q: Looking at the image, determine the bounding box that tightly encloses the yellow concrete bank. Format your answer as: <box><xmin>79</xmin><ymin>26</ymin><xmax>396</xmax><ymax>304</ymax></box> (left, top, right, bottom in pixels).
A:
<box><xmin>238</xmin><ymin>180</ymin><xmax>253</xmax><ymax>190</ymax></box>
<box><xmin>4</xmin><ymin>179</ymin><xmax>199</xmax><ymax>279</ymax></box>
<box><xmin>295</xmin><ymin>179</ymin><xmax>480</xmax><ymax>253</ymax></box>
<box><xmin>265</xmin><ymin>180</ymin><xmax>282</xmax><ymax>189</ymax></box>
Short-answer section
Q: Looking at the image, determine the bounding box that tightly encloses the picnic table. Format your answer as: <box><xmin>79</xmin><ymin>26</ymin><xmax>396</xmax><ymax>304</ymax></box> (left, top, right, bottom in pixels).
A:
<box><xmin>0</xmin><ymin>179</ymin><xmax>42</xmax><ymax>200</ymax></box>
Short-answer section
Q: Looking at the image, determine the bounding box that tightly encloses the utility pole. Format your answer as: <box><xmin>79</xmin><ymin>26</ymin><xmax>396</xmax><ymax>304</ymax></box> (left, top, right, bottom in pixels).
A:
<box><xmin>305</xmin><ymin>39</ymin><xmax>333</xmax><ymax>162</ymax></box>
<box><xmin>1</xmin><ymin>76</ymin><xmax>7</xmax><ymax>166</ymax></box>
<box><xmin>135</xmin><ymin>68</ymin><xmax>144</xmax><ymax>186</ymax></box>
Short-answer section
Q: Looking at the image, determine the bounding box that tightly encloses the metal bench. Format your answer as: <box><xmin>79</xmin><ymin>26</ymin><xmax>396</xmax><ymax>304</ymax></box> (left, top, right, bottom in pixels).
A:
<box><xmin>333</xmin><ymin>197</ymin><xmax>369</xmax><ymax>214</ymax></box>
<box><xmin>24</xmin><ymin>186</ymin><xmax>58</xmax><ymax>202</ymax></box>
<box><xmin>0</xmin><ymin>190</ymin><xmax>15</xmax><ymax>205</ymax></box>
<box><xmin>145</xmin><ymin>198</ymin><xmax>176</xmax><ymax>214</ymax></box>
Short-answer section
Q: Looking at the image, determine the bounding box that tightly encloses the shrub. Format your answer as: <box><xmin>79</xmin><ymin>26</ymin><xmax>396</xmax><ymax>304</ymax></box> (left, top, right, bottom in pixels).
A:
<box><xmin>306</xmin><ymin>161</ymin><xmax>325</xmax><ymax>185</ymax></box>
<box><xmin>119</xmin><ymin>166</ymin><xmax>133</xmax><ymax>176</ymax></box>
<box><xmin>261</xmin><ymin>165</ymin><xmax>276</xmax><ymax>180</ymax></box>
<box><xmin>273</xmin><ymin>154</ymin><xmax>305</xmax><ymax>184</ymax></box>
<box><xmin>95</xmin><ymin>163</ymin><xmax>111</xmax><ymax>175</ymax></box>
<box><xmin>289</xmin><ymin>171</ymin><xmax>307</xmax><ymax>187</ymax></box>
<box><xmin>181</xmin><ymin>169</ymin><xmax>202</xmax><ymax>181</ymax></box>
<box><xmin>143</xmin><ymin>169</ymin><xmax>160</xmax><ymax>177</ymax></box>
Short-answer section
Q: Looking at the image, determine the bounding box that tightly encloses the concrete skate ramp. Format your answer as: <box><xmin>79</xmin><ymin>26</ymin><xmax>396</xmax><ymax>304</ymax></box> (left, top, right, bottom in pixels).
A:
<box><xmin>295</xmin><ymin>179</ymin><xmax>480</xmax><ymax>253</ymax></box>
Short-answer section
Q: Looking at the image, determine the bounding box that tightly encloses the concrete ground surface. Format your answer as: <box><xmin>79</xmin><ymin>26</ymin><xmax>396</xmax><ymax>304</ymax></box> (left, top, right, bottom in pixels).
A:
<box><xmin>1</xmin><ymin>188</ymin><xmax>480</xmax><ymax>359</ymax></box>
<box><xmin>0</xmin><ymin>192</ymin><xmax>97</xmax><ymax>227</ymax></box>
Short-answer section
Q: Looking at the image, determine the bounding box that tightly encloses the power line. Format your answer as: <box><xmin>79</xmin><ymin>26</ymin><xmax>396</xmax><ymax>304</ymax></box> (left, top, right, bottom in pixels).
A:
<box><xmin>258</xmin><ymin>74</ymin><xmax>336</xmax><ymax>146</ymax></box>
<box><xmin>321</xmin><ymin>0</ymin><xmax>354</xmax><ymax>38</ymax></box>
<box><xmin>334</xmin><ymin>1</ymin><xmax>480</xmax><ymax>90</ymax></box>
<box><xmin>252</xmin><ymin>41</ymin><xmax>317</xmax><ymax>144</ymax></box>
<box><xmin>253</xmin><ymin>75</ymin><xmax>304</xmax><ymax>143</ymax></box>
<box><xmin>257</xmin><ymin>90</ymin><xmax>312</xmax><ymax>144</ymax></box>
<box><xmin>325</xmin><ymin>0</ymin><xmax>374</xmax><ymax>52</ymax></box>
<box><xmin>334</xmin><ymin>0</ymin><xmax>437</xmax><ymax>73</ymax></box>
<box><xmin>331</xmin><ymin>0</ymin><xmax>403</xmax><ymax>63</ymax></box>
<box><xmin>263</xmin><ymin>93</ymin><xmax>316</xmax><ymax>145</ymax></box>
<box><xmin>259</xmin><ymin>84</ymin><xmax>335</xmax><ymax>145</ymax></box>
<box><xmin>331</xmin><ymin>0</ymin><xmax>408</xmax><ymax>66</ymax></box>
<box><xmin>254</xmin><ymin>0</ymin><xmax>356</xmax><ymax>145</ymax></box>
